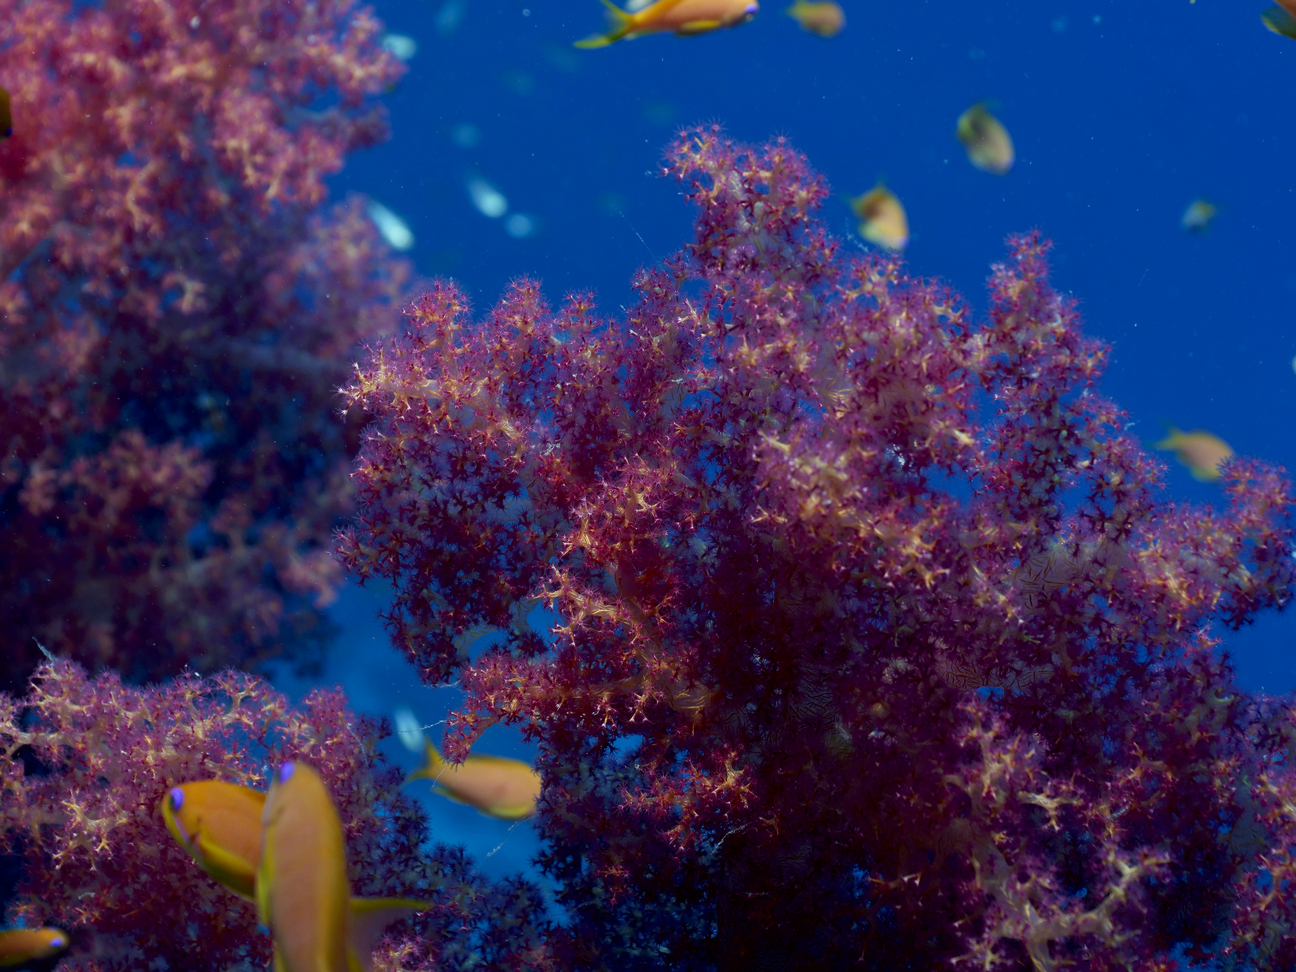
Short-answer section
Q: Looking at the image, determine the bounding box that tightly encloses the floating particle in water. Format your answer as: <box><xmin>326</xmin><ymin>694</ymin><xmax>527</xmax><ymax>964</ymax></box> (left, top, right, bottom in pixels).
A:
<box><xmin>505</xmin><ymin>213</ymin><xmax>537</xmax><ymax>238</ymax></box>
<box><xmin>450</xmin><ymin>122</ymin><xmax>481</xmax><ymax>148</ymax></box>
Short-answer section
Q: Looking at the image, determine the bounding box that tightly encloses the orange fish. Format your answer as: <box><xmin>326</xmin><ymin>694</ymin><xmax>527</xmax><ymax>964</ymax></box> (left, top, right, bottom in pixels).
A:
<box><xmin>785</xmin><ymin>0</ymin><xmax>844</xmax><ymax>36</ymax></box>
<box><xmin>257</xmin><ymin>762</ymin><xmax>430</xmax><ymax>972</ymax></box>
<box><xmin>161</xmin><ymin>780</ymin><xmax>265</xmax><ymax>900</ymax></box>
<box><xmin>408</xmin><ymin>738</ymin><xmax>542</xmax><ymax>820</ymax></box>
<box><xmin>0</xmin><ymin>87</ymin><xmax>10</xmax><ymax>139</ymax></box>
<box><xmin>575</xmin><ymin>0</ymin><xmax>758</xmax><ymax>47</ymax></box>
<box><xmin>0</xmin><ymin>927</ymin><xmax>68</xmax><ymax>968</ymax></box>
<box><xmin>849</xmin><ymin>183</ymin><xmax>909</xmax><ymax>251</ymax></box>
<box><xmin>956</xmin><ymin>103</ymin><xmax>1014</xmax><ymax>175</ymax></box>
<box><xmin>1155</xmin><ymin>427</ymin><xmax>1233</xmax><ymax>482</ymax></box>
<box><xmin>163</xmin><ymin>776</ymin><xmax>429</xmax><ymax>971</ymax></box>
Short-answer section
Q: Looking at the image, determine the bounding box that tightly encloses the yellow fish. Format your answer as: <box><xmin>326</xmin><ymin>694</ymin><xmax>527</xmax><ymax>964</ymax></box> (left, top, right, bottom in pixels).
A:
<box><xmin>257</xmin><ymin>762</ymin><xmax>430</xmax><ymax>972</ymax></box>
<box><xmin>0</xmin><ymin>928</ymin><xmax>68</xmax><ymax>968</ymax></box>
<box><xmin>785</xmin><ymin>0</ymin><xmax>844</xmax><ymax>36</ymax></box>
<box><xmin>408</xmin><ymin>739</ymin><xmax>542</xmax><ymax>820</ymax></box>
<box><xmin>161</xmin><ymin>780</ymin><xmax>265</xmax><ymax>900</ymax></box>
<box><xmin>1181</xmin><ymin>198</ymin><xmax>1216</xmax><ymax>232</ymax></box>
<box><xmin>163</xmin><ymin>776</ymin><xmax>429</xmax><ymax>971</ymax></box>
<box><xmin>575</xmin><ymin>0</ymin><xmax>758</xmax><ymax>47</ymax></box>
<box><xmin>0</xmin><ymin>87</ymin><xmax>9</xmax><ymax>139</ymax></box>
<box><xmin>1155</xmin><ymin>427</ymin><xmax>1234</xmax><ymax>482</ymax></box>
<box><xmin>956</xmin><ymin>103</ymin><xmax>1014</xmax><ymax>175</ymax></box>
<box><xmin>849</xmin><ymin>183</ymin><xmax>909</xmax><ymax>251</ymax></box>
<box><xmin>1262</xmin><ymin>0</ymin><xmax>1296</xmax><ymax>38</ymax></box>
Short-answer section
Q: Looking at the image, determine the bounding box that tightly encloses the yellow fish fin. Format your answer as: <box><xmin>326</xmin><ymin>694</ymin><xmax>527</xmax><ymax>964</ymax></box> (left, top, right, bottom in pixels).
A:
<box><xmin>193</xmin><ymin>831</ymin><xmax>258</xmax><ymax>900</ymax></box>
<box><xmin>1153</xmin><ymin>427</ymin><xmax>1182</xmax><ymax>451</ymax></box>
<box><xmin>406</xmin><ymin>738</ymin><xmax>448</xmax><ymax>784</ymax></box>
<box><xmin>273</xmin><ymin>949</ymin><xmax>287</xmax><ymax>972</ymax></box>
<box><xmin>347</xmin><ymin>897</ymin><xmax>434</xmax><ymax>972</ymax></box>
<box><xmin>1262</xmin><ymin>5</ymin><xmax>1296</xmax><ymax>38</ymax></box>
<box><xmin>675</xmin><ymin>18</ymin><xmax>724</xmax><ymax>34</ymax></box>
<box><xmin>254</xmin><ymin>834</ymin><xmax>273</xmax><ymax>927</ymax></box>
<box><xmin>574</xmin><ymin>0</ymin><xmax>632</xmax><ymax>47</ymax></box>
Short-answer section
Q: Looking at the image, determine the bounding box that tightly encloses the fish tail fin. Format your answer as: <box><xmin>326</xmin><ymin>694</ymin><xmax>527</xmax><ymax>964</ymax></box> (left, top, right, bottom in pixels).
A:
<box><xmin>348</xmin><ymin>897</ymin><xmax>435</xmax><ymax>972</ymax></box>
<box><xmin>1153</xmin><ymin>426</ymin><xmax>1182</xmax><ymax>451</ymax></box>
<box><xmin>406</xmin><ymin>738</ymin><xmax>446</xmax><ymax>784</ymax></box>
<box><xmin>574</xmin><ymin>0</ymin><xmax>632</xmax><ymax>47</ymax></box>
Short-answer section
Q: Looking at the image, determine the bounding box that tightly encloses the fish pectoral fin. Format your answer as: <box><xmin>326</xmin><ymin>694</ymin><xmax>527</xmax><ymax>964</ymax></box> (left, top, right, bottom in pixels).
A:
<box><xmin>675</xmin><ymin>18</ymin><xmax>724</xmax><ymax>34</ymax></box>
<box><xmin>347</xmin><ymin>897</ymin><xmax>435</xmax><ymax>971</ymax></box>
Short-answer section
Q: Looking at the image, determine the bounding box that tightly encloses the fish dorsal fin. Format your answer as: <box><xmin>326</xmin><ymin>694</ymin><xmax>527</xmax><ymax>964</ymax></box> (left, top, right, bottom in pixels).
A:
<box><xmin>347</xmin><ymin>897</ymin><xmax>434</xmax><ymax>972</ymax></box>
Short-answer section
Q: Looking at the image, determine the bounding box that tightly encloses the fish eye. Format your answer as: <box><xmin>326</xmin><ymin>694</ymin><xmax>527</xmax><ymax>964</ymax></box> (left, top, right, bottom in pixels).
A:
<box><xmin>48</xmin><ymin>935</ymin><xmax>67</xmax><ymax>948</ymax></box>
<box><xmin>278</xmin><ymin>762</ymin><xmax>296</xmax><ymax>784</ymax></box>
<box><xmin>168</xmin><ymin>787</ymin><xmax>184</xmax><ymax>811</ymax></box>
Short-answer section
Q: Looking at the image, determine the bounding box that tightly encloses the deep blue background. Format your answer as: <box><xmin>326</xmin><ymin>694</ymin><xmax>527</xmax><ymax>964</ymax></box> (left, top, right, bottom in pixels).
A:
<box><xmin>283</xmin><ymin>0</ymin><xmax>1296</xmax><ymax>891</ymax></box>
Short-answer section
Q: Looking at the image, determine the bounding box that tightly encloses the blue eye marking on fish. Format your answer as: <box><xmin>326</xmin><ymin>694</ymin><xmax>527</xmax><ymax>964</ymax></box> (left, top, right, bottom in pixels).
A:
<box><xmin>169</xmin><ymin>787</ymin><xmax>184</xmax><ymax>810</ymax></box>
<box><xmin>278</xmin><ymin>762</ymin><xmax>296</xmax><ymax>784</ymax></box>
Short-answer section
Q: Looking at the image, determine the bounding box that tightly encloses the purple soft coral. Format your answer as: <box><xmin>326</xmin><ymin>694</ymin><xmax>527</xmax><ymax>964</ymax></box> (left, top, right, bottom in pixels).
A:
<box><xmin>0</xmin><ymin>0</ymin><xmax>413</xmax><ymax>691</ymax></box>
<box><xmin>340</xmin><ymin>126</ymin><xmax>1295</xmax><ymax>971</ymax></box>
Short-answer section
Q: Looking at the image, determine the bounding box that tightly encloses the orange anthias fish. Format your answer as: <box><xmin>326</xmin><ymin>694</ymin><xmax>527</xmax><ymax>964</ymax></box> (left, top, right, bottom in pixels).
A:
<box><xmin>956</xmin><ymin>103</ymin><xmax>1014</xmax><ymax>175</ymax></box>
<box><xmin>408</xmin><ymin>738</ymin><xmax>542</xmax><ymax>820</ymax></box>
<box><xmin>785</xmin><ymin>0</ymin><xmax>844</xmax><ymax>36</ymax></box>
<box><xmin>257</xmin><ymin>762</ymin><xmax>430</xmax><ymax>972</ymax></box>
<box><xmin>849</xmin><ymin>183</ymin><xmax>909</xmax><ymax>251</ymax></box>
<box><xmin>0</xmin><ymin>928</ymin><xmax>69</xmax><ymax>968</ymax></box>
<box><xmin>1155</xmin><ymin>427</ymin><xmax>1234</xmax><ymax>482</ymax></box>
<box><xmin>0</xmin><ymin>86</ymin><xmax>10</xmax><ymax>139</ymax></box>
<box><xmin>575</xmin><ymin>0</ymin><xmax>758</xmax><ymax>47</ymax></box>
<box><xmin>161</xmin><ymin>779</ymin><xmax>266</xmax><ymax>900</ymax></box>
<box><xmin>163</xmin><ymin>776</ymin><xmax>430</xmax><ymax>972</ymax></box>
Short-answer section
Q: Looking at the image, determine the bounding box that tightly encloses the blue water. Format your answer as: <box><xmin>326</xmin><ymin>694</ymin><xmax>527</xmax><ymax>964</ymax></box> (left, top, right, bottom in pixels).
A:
<box><xmin>300</xmin><ymin>0</ymin><xmax>1296</xmax><ymax>886</ymax></box>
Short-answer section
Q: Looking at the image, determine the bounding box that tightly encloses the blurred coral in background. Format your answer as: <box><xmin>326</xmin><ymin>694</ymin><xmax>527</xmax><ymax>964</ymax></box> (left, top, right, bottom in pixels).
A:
<box><xmin>339</xmin><ymin>127</ymin><xmax>1296</xmax><ymax>970</ymax></box>
<box><xmin>0</xmin><ymin>0</ymin><xmax>413</xmax><ymax>691</ymax></box>
<box><xmin>0</xmin><ymin>660</ymin><xmax>550</xmax><ymax>971</ymax></box>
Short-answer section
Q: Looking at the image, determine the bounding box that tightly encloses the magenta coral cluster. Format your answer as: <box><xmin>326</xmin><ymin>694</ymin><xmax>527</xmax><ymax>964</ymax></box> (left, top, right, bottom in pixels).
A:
<box><xmin>336</xmin><ymin>127</ymin><xmax>1296</xmax><ymax>970</ymax></box>
<box><xmin>0</xmin><ymin>0</ymin><xmax>413</xmax><ymax>691</ymax></box>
